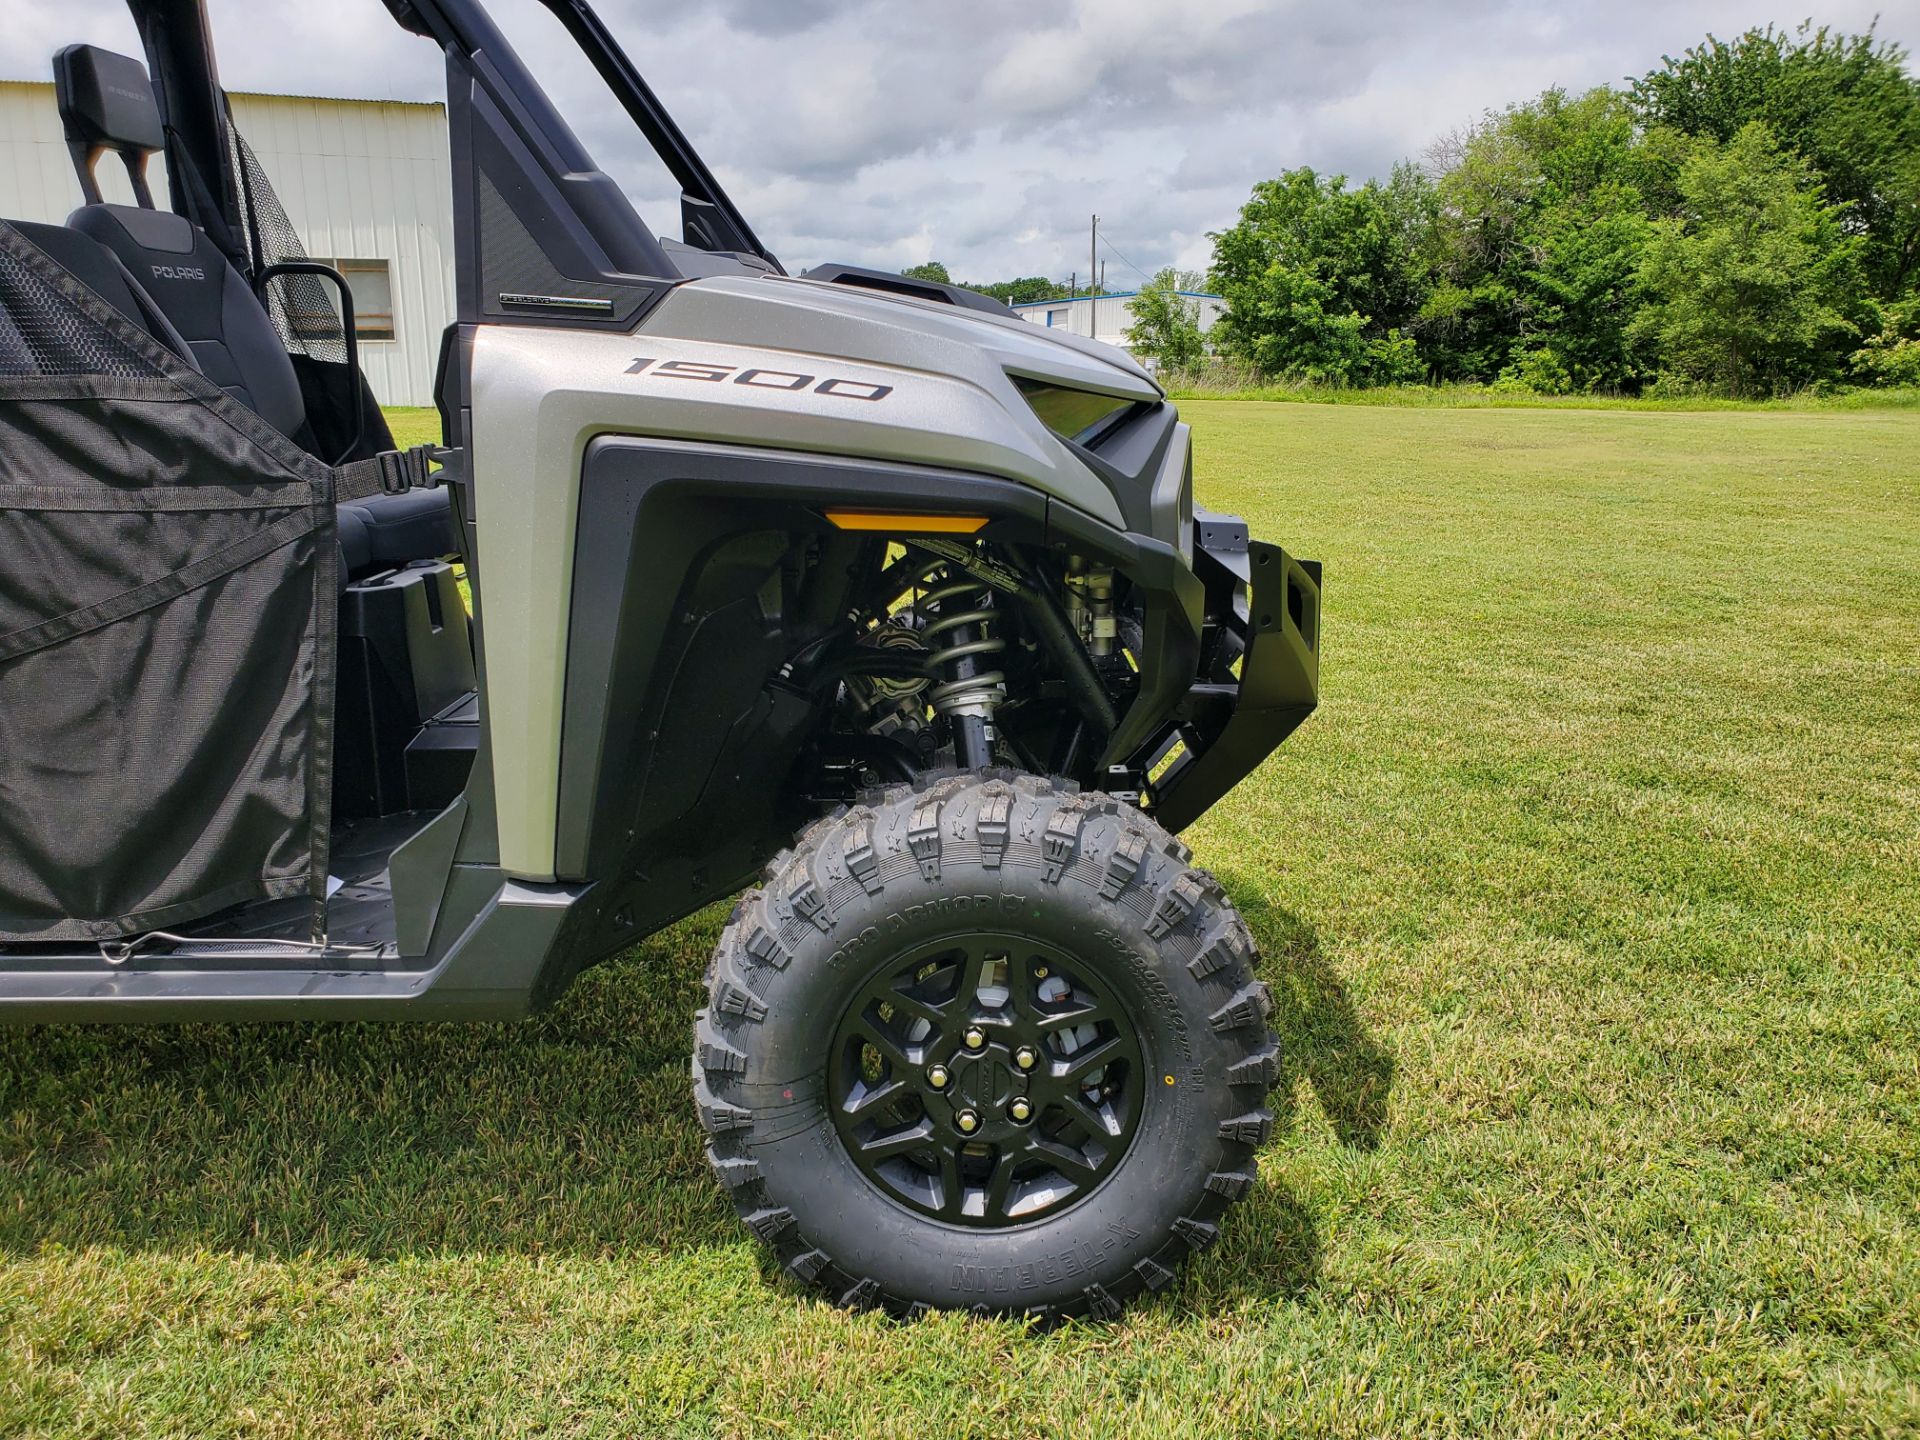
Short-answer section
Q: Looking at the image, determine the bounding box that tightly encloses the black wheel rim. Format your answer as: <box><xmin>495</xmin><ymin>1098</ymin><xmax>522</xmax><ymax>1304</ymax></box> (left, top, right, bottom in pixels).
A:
<box><xmin>826</xmin><ymin>931</ymin><xmax>1147</xmax><ymax>1228</ymax></box>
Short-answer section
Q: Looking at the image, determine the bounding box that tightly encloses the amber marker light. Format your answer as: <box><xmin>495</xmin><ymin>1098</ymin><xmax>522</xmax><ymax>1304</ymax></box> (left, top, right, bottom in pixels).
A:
<box><xmin>822</xmin><ymin>510</ymin><xmax>989</xmax><ymax>534</ymax></box>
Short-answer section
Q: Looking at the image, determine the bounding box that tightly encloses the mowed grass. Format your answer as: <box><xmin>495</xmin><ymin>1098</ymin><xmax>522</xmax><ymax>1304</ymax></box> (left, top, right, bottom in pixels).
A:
<box><xmin>4</xmin><ymin>401</ymin><xmax>1918</xmax><ymax>1438</ymax></box>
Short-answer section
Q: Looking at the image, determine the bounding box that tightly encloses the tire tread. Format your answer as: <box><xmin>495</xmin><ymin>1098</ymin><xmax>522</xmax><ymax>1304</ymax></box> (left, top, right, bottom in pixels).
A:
<box><xmin>694</xmin><ymin>770</ymin><xmax>1280</xmax><ymax>1323</ymax></box>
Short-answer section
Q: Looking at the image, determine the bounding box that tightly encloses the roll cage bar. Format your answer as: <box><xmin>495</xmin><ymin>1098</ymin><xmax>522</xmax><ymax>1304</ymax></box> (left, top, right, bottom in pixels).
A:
<box><xmin>122</xmin><ymin>0</ymin><xmax>781</xmax><ymax>297</ymax></box>
<box><xmin>472</xmin><ymin>0</ymin><xmax>778</xmax><ymax>267</ymax></box>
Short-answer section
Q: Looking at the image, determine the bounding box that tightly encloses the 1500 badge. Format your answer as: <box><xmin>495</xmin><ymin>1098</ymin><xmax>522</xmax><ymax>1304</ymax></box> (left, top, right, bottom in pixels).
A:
<box><xmin>625</xmin><ymin>356</ymin><xmax>892</xmax><ymax>401</ymax></box>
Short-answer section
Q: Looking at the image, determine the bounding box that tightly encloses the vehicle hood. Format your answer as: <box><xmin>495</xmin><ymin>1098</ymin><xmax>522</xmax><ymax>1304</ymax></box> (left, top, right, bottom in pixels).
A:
<box><xmin>742</xmin><ymin>272</ymin><xmax>1164</xmax><ymax>403</ymax></box>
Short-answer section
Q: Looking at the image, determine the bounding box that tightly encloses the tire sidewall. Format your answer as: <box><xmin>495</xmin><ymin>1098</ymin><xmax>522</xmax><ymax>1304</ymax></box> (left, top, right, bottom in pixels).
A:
<box><xmin>729</xmin><ymin>784</ymin><xmax>1246</xmax><ymax>1311</ymax></box>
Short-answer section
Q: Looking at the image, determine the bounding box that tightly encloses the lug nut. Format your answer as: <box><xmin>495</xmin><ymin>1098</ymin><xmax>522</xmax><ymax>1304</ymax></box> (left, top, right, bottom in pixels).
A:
<box><xmin>1008</xmin><ymin>1097</ymin><xmax>1033</xmax><ymax>1123</ymax></box>
<box><xmin>926</xmin><ymin>1064</ymin><xmax>951</xmax><ymax>1091</ymax></box>
<box><xmin>955</xmin><ymin>1108</ymin><xmax>981</xmax><ymax>1135</ymax></box>
<box><xmin>962</xmin><ymin>1026</ymin><xmax>987</xmax><ymax>1051</ymax></box>
<box><xmin>1013</xmin><ymin>1046</ymin><xmax>1038</xmax><ymax>1071</ymax></box>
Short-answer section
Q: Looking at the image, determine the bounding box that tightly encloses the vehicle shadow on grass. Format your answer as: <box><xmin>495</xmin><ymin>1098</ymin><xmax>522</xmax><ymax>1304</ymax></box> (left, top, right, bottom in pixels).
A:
<box><xmin>0</xmin><ymin>893</ymin><xmax>1383</xmax><ymax>1318</ymax></box>
<box><xmin>0</xmin><ymin>918</ymin><xmax>743</xmax><ymax>1264</ymax></box>
<box><xmin>1156</xmin><ymin>874</ymin><xmax>1394</xmax><ymax>1311</ymax></box>
<box><xmin>1212</xmin><ymin>871</ymin><xmax>1395</xmax><ymax>1154</ymax></box>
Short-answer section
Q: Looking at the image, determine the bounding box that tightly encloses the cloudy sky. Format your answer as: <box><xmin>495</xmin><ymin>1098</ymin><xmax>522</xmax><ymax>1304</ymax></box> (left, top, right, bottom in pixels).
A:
<box><xmin>6</xmin><ymin>0</ymin><xmax>1915</xmax><ymax>285</ymax></box>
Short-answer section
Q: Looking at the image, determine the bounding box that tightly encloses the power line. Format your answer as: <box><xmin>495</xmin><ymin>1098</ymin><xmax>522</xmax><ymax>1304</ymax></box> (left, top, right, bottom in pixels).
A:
<box><xmin>1094</xmin><ymin>230</ymin><xmax>1159</xmax><ymax>288</ymax></box>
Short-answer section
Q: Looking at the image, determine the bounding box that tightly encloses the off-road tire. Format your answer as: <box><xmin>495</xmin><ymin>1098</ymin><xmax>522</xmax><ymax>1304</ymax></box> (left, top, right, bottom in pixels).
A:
<box><xmin>693</xmin><ymin>771</ymin><xmax>1278</xmax><ymax>1322</ymax></box>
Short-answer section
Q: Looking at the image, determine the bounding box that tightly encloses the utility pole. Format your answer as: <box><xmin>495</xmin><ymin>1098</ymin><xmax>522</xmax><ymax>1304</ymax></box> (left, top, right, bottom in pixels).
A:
<box><xmin>1089</xmin><ymin>214</ymin><xmax>1099</xmax><ymax>338</ymax></box>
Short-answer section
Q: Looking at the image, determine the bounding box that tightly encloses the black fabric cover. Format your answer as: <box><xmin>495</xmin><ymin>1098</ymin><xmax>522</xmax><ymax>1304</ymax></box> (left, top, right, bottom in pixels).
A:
<box><xmin>289</xmin><ymin>352</ymin><xmax>396</xmax><ymax>466</ymax></box>
<box><xmin>11</xmin><ymin>221</ymin><xmax>446</xmax><ymax>588</ymax></box>
<box><xmin>0</xmin><ymin>219</ymin><xmax>339</xmax><ymax>941</ymax></box>
<box><xmin>1</xmin><ymin>221</ymin><xmax>196</xmax><ymax>367</ymax></box>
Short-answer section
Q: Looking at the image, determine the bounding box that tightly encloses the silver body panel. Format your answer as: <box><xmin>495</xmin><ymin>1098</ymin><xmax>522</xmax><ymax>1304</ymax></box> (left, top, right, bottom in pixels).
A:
<box><xmin>469</xmin><ymin>273</ymin><xmax>1160</xmax><ymax>879</ymax></box>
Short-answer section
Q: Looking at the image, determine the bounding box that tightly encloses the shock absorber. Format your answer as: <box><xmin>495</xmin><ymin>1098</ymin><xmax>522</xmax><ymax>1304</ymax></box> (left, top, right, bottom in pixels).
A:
<box><xmin>920</xmin><ymin>577</ymin><xmax>1007</xmax><ymax>770</ymax></box>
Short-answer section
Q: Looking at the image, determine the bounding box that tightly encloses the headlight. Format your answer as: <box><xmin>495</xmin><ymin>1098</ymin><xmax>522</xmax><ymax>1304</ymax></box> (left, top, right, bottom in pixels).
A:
<box><xmin>1012</xmin><ymin>377</ymin><xmax>1137</xmax><ymax>445</ymax></box>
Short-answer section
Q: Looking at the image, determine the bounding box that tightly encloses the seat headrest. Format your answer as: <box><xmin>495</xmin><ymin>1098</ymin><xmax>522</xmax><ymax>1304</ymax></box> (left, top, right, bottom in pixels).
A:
<box><xmin>54</xmin><ymin>45</ymin><xmax>164</xmax><ymax>209</ymax></box>
<box><xmin>54</xmin><ymin>45</ymin><xmax>163</xmax><ymax>156</ymax></box>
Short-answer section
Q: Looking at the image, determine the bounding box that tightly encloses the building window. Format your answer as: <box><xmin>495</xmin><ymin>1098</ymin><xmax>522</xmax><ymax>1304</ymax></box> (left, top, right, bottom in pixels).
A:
<box><xmin>297</xmin><ymin>258</ymin><xmax>396</xmax><ymax>342</ymax></box>
<box><xmin>335</xmin><ymin>259</ymin><xmax>395</xmax><ymax>341</ymax></box>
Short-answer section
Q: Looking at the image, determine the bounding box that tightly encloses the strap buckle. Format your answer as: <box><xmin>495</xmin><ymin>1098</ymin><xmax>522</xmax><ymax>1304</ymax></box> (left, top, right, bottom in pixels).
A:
<box><xmin>375</xmin><ymin>443</ymin><xmax>449</xmax><ymax>496</ymax></box>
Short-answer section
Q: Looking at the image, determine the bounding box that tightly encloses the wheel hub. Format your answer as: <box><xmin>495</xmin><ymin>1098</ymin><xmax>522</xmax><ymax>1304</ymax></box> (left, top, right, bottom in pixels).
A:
<box><xmin>826</xmin><ymin>932</ymin><xmax>1145</xmax><ymax>1228</ymax></box>
<box><xmin>947</xmin><ymin>1050</ymin><xmax>1017</xmax><ymax>1118</ymax></box>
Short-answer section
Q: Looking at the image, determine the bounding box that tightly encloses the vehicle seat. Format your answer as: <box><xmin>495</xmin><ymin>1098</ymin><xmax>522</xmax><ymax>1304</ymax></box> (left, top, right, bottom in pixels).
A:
<box><xmin>51</xmin><ymin>44</ymin><xmax>457</xmax><ymax>578</ymax></box>
<box><xmin>55</xmin><ymin>45</ymin><xmax>307</xmax><ymax>440</ymax></box>
<box><xmin>73</xmin><ymin>207</ymin><xmax>312</xmax><ymax>439</ymax></box>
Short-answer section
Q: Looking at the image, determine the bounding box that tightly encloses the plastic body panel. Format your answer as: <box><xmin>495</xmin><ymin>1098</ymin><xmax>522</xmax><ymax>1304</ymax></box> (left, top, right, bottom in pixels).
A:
<box><xmin>550</xmin><ymin>439</ymin><xmax>1059</xmax><ymax>957</ymax></box>
<box><xmin>0</xmin><ymin>876</ymin><xmax>582</xmax><ymax>1023</ymax></box>
<box><xmin>799</xmin><ymin>262</ymin><xmax>1013</xmax><ymax>316</ymax></box>
<box><xmin>467</xmin><ymin>272</ymin><xmax>1164</xmax><ymax>881</ymax></box>
<box><xmin>334</xmin><ymin>562</ymin><xmax>476</xmax><ymax>820</ymax></box>
<box><xmin>1149</xmin><ymin>535</ymin><xmax>1322</xmax><ymax>832</ymax></box>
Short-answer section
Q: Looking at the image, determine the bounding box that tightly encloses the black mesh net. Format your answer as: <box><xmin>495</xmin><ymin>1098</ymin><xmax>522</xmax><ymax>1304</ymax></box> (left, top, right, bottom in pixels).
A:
<box><xmin>223</xmin><ymin>109</ymin><xmax>396</xmax><ymax>461</ymax></box>
<box><xmin>0</xmin><ymin>242</ymin><xmax>171</xmax><ymax>380</ymax></box>
<box><xmin>228</xmin><ymin>116</ymin><xmax>349</xmax><ymax>366</ymax></box>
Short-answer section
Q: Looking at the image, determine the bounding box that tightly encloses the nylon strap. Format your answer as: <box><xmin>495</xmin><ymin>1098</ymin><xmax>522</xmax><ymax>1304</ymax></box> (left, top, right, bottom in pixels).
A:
<box><xmin>332</xmin><ymin>444</ymin><xmax>455</xmax><ymax>504</ymax></box>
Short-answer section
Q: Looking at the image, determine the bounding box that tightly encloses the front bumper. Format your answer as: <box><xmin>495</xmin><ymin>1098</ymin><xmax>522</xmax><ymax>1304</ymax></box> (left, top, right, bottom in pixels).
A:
<box><xmin>1140</xmin><ymin>512</ymin><xmax>1321</xmax><ymax>831</ymax></box>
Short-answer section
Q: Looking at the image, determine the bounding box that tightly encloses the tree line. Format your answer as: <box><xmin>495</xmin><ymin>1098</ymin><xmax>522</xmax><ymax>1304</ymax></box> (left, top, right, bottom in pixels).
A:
<box><xmin>931</xmin><ymin>24</ymin><xmax>1920</xmax><ymax>397</ymax></box>
<box><xmin>898</xmin><ymin>263</ymin><xmax>1084</xmax><ymax>308</ymax></box>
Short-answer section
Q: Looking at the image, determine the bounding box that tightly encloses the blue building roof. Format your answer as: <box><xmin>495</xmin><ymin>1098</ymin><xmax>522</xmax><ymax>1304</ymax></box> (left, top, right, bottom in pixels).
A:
<box><xmin>1008</xmin><ymin>290</ymin><xmax>1220</xmax><ymax>309</ymax></box>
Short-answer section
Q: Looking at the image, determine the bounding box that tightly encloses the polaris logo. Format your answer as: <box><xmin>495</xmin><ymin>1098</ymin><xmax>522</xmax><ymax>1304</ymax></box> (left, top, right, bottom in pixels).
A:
<box><xmin>150</xmin><ymin>264</ymin><xmax>206</xmax><ymax>281</ymax></box>
<box><xmin>500</xmin><ymin>292</ymin><xmax>615</xmax><ymax>313</ymax></box>
<box><xmin>625</xmin><ymin>356</ymin><xmax>892</xmax><ymax>401</ymax></box>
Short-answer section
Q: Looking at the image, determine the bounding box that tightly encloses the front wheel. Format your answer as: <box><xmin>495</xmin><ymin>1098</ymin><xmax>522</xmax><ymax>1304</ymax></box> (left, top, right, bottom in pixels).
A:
<box><xmin>693</xmin><ymin>772</ymin><xmax>1279</xmax><ymax>1322</ymax></box>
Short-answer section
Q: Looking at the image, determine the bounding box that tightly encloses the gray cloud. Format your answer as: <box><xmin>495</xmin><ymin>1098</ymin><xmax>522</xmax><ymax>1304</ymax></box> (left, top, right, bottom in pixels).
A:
<box><xmin>699</xmin><ymin>0</ymin><xmax>850</xmax><ymax>38</ymax></box>
<box><xmin>5</xmin><ymin>0</ymin><xmax>1914</xmax><ymax>283</ymax></box>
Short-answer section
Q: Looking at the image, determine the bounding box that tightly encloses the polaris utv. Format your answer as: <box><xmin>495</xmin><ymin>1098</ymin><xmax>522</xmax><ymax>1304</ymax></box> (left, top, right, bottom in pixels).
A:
<box><xmin>0</xmin><ymin>0</ymin><xmax>1320</xmax><ymax>1321</ymax></box>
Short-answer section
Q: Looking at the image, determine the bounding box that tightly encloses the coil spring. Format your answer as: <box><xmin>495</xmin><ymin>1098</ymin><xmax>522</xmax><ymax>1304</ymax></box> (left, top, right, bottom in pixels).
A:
<box><xmin>918</xmin><ymin>579</ymin><xmax>1007</xmax><ymax>719</ymax></box>
<box><xmin>862</xmin><ymin>622</ymin><xmax>931</xmax><ymax>702</ymax></box>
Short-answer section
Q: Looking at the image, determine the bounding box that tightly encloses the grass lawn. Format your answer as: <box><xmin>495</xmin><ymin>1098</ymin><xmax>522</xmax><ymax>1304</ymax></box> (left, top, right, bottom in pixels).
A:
<box><xmin>383</xmin><ymin>406</ymin><xmax>443</xmax><ymax>450</ymax></box>
<box><xmin>1163</xmin><ymin>380</ymin><xmax>1920</xmax><ymax>414</ymax></box>
<box><xmin>4</xmin><ymin>400</ymin><xmax>1917</xmax><ymax>1438</ymax></box>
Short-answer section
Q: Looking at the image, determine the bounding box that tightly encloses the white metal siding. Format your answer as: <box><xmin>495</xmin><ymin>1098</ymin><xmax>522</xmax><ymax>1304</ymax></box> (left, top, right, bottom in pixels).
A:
<box><xmin>0</xmin><ymin>81</ymin><xmax>451</xmax><ymax>406</ymax></box>
<box><xmin>1014</xmin><ymin>292</ymin><xmax>1225</xmax><ymax>357</ymax></box>
<box><xmin>232</xmin><ymin>94</ymin><xmax>452</xmax><ymax>409</ymax></box>
<box><xmin>0</xmin><ymin>81</ymin><xmax>106</xmax><ymax>218</ymax></box>
<box><xmin>1091</xmin><ymin>294</ymin><xmax>1131</xmax><ymax>346</ymax></box>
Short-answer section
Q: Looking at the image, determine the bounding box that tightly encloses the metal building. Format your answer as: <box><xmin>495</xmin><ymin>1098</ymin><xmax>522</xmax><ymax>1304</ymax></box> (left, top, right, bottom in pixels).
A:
<box><xmin>1011</xmin><ymin>289</ymin><xmax>1225</xmax><ymax>363</ymax></box>
<box><xmin>0</xmin><ymin>80</ymin><xmax>453</xmax><ymax>407</ymax></box>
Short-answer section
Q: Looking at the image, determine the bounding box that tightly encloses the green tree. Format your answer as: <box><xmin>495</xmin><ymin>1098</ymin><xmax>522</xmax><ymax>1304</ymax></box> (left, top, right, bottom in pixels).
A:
<box><xmin>1422</xmin><ymin>87</ymin><xmax>1653</xmax><ymax>390</ymax></box>
<box><xmin>1126</xmin><ymin>268</ymin><xmax>1209</xmax><ymax>372</ymax></box>
<box><xmin>1630</xmin><ymin>23</ymin><xmax>1920</xmax><ymax>299</ymax></box>
<box><xmin>1848</xmin><ymin>294</ymin><xmax>1920</xmax><ymax>386</ymax></box>
<box><xmin>1632</xmin><ymin>123</ymin><xmax>1863</xmax><ymax>394</ymax></box>
<box><xmin>900</xmin><ymin>261</ymin><xmax>952</xmax><ymax>284</ymax></box>
<box><xmin>958</xmin><ymin>276</ymin><xmax>1071</xmax><ymax>306</ymax></box>
<box><xmin>1502</xmin><ymin>203</ymin><xmax>1653</xmax><ymax>393</ymax></box>
<box><xmin>1209</xmin><ymin>166</ymin><xmax>1430</xmax><ymax>385</ymax></box>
